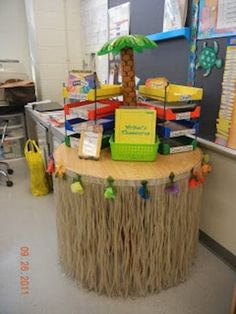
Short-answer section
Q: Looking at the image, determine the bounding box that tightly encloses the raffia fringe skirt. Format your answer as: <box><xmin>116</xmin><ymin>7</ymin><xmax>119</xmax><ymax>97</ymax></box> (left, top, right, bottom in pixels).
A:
<box><xmin>55</xmin><ymin>176</ymin><xmax>202</xmax><ymax>297</ymax></box>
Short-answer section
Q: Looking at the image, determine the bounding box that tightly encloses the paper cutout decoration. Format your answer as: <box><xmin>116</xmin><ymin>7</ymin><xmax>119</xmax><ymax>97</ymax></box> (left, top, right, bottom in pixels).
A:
<box><xmin>196</xmin><ymin>41</ymin><xmax>223</xmax><ymax>77</ymax></box>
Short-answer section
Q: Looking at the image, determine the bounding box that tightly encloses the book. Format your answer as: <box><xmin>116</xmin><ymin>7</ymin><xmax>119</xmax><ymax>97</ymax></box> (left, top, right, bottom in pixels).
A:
<box><xmin>115</xmin><ymin>108</ymin><xmax>156</xmax><ymax>144</ymax></box>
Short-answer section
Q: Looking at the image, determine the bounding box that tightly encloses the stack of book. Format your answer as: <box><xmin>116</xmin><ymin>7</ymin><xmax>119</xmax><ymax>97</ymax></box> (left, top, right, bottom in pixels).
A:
<box><xmin>216</xmin><ymin>37</ymin><xmax>236</xmax><ymax>149</ymax></box>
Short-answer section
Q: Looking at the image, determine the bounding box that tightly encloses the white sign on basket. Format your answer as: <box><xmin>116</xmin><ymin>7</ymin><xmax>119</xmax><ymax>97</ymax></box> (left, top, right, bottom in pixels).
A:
<box><xmin>170</xmin><ymin>129</ymin><xmax>196</xmax><ymax>137</ymax></box>
<box><xmin>179</xmin><ymin>94</ymin><xmax>192</xmax><ymax>101</ymax></box>
<box><xmin>176</xmin><ymin>112</ymin><xmax>191</xmax><ymax>120</ymax></box>
<box><xmin>170</xmin><ymin>145</ymin><xmax>193</xmax><ymax>154</ymax></box>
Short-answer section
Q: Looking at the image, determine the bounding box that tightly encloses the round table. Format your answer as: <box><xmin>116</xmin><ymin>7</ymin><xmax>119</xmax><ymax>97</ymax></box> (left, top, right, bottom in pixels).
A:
<box><xmin>54</xmin><ymin>144</ymin><xmax>203</xmax><ymax>297</ymax></box>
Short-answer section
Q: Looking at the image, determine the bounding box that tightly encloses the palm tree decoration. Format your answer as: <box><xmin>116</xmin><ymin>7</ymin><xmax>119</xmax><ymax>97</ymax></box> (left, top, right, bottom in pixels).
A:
<box><xmin>97</xmin><ymin>35</ymin><xmax>157</xmax><ymax>106</ymax></box>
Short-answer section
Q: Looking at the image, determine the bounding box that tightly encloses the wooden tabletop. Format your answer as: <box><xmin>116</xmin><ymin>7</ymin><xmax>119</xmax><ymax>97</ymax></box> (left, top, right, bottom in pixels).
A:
<box><xmin>54</xmin><ymin>144</ymin><xmax>202</xmax><ymax>181</ymax></box>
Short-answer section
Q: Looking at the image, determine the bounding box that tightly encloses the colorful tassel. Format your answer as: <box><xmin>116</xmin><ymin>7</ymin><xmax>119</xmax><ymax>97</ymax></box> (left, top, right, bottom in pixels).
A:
<box><xmin>70</xmin><ymin>175</ymin><xmax>84</xmax><ymax>194</ymax></box>
<box><xmin>202</xmin><ymin>163</ymin><xmax>212</xmax><ymax>174</ymax></box>
<box><xmin>55</xmin><ymin>164</ymin><xmax>66</xmax><ymax>179</ymax></box>
<box><xmin>47</xmin><ymin>155</ymin><xmax>55</xmax><ymax>174</ymax></box>
<box><xmin>164</xmin><ymin>172</ymin><xmax>180</xmax><ymax>194</ymax></box>
<box><xmin>138</xmin><ymin>180</ymin><xmax>150</xmax><ymax>200</ymax></box>
<box><xmin>188</xmin><ymin>168</ymin><xmax>204</xmax><ymax>189</ymax></box>
<box><xmin>202</xmin><ymin>153</ymin><xmax>210</xmax><ymax>164</ymax></box>
<box><xmin>64</xmin><ymin>136</ymin><xmax>71</xmax><ymax>147</ymax></box>
<box><xmin>201</xmin><ymin>153</ymin><xmax>212</xmax><ymax>175</ymax></box>
<box><xmin>104</xmin><ymin>177</ymin><xmax>116</xmax><ymax>200</ymax></box>
<box><xmin>197</xmin><ymin>170</ymin><xmax>205</xmax><ymax>184</ymax></box>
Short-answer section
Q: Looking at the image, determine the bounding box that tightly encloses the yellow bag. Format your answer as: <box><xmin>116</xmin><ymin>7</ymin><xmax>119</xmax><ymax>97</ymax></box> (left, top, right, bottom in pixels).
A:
<box><xmin>24</xmin><ymin>139</ymin><xmax>51</xmax><ymax>196</ymax></box>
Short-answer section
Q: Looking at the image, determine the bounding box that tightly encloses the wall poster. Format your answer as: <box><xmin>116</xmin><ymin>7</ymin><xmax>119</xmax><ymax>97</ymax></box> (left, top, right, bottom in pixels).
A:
<box><xmin>108</xmin><ymin>2</ymin><xmax>130</xmax><ymax>84</ymax></box>
<box><xmin>198</xmin><ymin>0</ymin><xmax>236</xmax><ymax>39</ymax></box>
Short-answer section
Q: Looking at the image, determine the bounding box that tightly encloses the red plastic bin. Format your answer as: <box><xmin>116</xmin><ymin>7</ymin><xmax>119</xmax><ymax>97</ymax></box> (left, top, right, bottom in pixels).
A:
<box><xmin>64</xmin><ymin>99</ymin><xmax>122</xmax><ymax>120</ymax></box>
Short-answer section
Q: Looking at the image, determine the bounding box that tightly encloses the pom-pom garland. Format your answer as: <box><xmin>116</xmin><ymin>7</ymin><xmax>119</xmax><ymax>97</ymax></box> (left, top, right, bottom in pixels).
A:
<box><xmin>70</xmin><ymin>175</ymin><xmax>84</xmax><ymax>194</ymax></box>
<box><xmin>47</xmin><ymin>154</ymin><xmax>55</xmax><ymax>174</ymax></box>
<box><xmin>138</xmin><ymin>180</ymin><xmax>150</xmax><ymax>200</ymax></box>
<box><xmin>104</xmin><ymin>176</ymin><xmax>117</xmax><ymax>200</ymax></box>
<box><xmin>164</xmin><ymin>172</ymin><xmax>180</xmax><ymax>194</ymax></box>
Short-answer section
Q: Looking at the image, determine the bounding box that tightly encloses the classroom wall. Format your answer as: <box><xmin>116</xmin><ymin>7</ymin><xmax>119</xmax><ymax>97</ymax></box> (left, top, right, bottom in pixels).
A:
<box><xmin>24</xmin><ymin>0</ymin><xmax>108</xmax><ymax>102</ymax></box>
<box><xmin>109</xmin><ymin>0</ymin><xmax>192</xmax><ymax>85</ymax></box>
<box><xmin>0</xmin><ymin>0</ymin><xmax>31</xmax><ymax>78</ymax></box>
<box><xmin>200</xmin><ymin>149</ymin><xmax>236</xmax><ymax>256</ymax></box>
<box><xmin>80</xmin><ymin>0</ymin><xmax>109</xmax><ymax>83</ymax></box>
<box><xmin>24</xmin><ymin>0</ymin><xmax>83</xmax><ymax>103</ymax></box>
<box><xmin>109</xmin><ymin>0</ymin><xmax>236</xmax><ymax>257</ymax></box>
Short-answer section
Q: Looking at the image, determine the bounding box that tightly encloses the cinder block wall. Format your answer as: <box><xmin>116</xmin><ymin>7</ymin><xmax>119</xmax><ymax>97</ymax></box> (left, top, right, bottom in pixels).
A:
<box><xmin>80</xmin><ymin>0</ymin><xmax>108</xmax><ymax>84</ymax></box>
<box><xmin>25</xmin><ymin>0</ymin><xmax>83</xmax><ymax>103</ymax></box>
<box><xmin>24</xmin><ymin>0</ymin><xmax>108</xmax><ymax>103</ymax></box>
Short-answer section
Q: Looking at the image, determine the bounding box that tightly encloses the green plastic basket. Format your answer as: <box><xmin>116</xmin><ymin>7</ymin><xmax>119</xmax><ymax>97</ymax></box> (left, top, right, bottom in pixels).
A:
<box><xmin>109</xmin><ymin>135</ymin><xmax>160</xmax><ymax>161</ymax></box>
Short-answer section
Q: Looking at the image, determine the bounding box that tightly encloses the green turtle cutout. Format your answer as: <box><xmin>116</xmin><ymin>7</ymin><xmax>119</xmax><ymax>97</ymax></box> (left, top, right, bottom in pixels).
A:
<box><xmin>196</xmin><ymin>41</ymin><xmax>223</xmax><ymax>77</ymax></box>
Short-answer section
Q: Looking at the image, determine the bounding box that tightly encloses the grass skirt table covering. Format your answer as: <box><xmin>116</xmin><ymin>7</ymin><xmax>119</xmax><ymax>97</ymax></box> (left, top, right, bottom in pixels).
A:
<box><xmin>54</xmin><ymin>144</ymin><xmax>203</xmax><ymax>297</ymax></box>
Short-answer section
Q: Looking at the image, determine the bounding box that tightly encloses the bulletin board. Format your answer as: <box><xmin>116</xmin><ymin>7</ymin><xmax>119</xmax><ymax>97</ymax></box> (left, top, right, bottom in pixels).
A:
<box><xmin>107</xmin><ymin>0</ymin><xmax>235</xmax><ymax>146</ymax></box>
<box><xmin>108</xmin><ymin>0</ymin><xmax>192</xmax><ymax>85</ymax></box>
<box><xmin>198</xmin><ymin>0</ymin><xmax>236</xmax><ymax>40</ymax></box>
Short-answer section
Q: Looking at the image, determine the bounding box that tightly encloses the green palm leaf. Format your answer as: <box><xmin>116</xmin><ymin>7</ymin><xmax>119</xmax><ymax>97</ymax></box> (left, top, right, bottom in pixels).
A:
<box><xmin>97</xmin><ymin>34</ymin><xmax>157</xmax><ymax>56</ymax></box>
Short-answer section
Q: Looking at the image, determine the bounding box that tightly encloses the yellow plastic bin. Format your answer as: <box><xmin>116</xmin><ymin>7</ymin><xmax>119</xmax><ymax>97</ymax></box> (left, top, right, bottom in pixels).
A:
<box><xmin>139</xmin><ymin>84</ymin><xmax>203</xmax><ymax>102</ymax></box>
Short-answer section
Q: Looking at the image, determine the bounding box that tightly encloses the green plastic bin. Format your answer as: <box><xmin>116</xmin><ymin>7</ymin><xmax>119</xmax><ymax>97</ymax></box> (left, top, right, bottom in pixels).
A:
<box><xmin>109</xmin><ymin>135</ymin><xmax>160</xmax><ymax>161</ymax></box>
<box><xmin>159</xmin><ymin>136</ymin><xmax>197</xmax><ymax>155</ymax></box>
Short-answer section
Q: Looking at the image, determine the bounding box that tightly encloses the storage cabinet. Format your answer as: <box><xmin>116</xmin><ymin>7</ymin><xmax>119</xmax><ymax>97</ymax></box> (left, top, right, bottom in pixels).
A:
<box><xmin>0</xmin><ymin>113</ymin><xmax>26</xmax><ymax>159</ymax></box>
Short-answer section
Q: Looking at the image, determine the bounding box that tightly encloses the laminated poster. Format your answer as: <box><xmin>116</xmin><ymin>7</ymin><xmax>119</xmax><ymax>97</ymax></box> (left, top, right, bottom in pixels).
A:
<box><xmin>198</xmin><ymin>0</ymin><xmax>236</xmax><ymax>39</ymax></box>
<box><xmin>163</xmin><ymin>0</ymin><xmax>188</xmax><ymax>32</ymax></box>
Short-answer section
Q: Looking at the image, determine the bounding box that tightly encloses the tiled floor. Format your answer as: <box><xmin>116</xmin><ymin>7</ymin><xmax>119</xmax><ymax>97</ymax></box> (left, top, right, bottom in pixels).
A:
<box><xmin>0</xmin><ymin>159</ymin><xmax>235</xmax><ymax>314</ymax></box>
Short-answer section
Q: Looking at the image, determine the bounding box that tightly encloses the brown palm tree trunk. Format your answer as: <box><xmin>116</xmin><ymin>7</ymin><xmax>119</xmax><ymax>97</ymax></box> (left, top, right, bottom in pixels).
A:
<box><xmin>120</xmin><ymin>47</ymin><xmax>137</xmax><ymax>106</ymax></box>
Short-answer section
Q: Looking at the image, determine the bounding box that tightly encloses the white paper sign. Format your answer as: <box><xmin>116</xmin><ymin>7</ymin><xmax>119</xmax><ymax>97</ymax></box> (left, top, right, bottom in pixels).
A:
<box><xmin>82</xmin><ymin>131</ymin><xmax>99</xmax><ymax>157</ymax></box>
<box><xmin>170</xmin><ymin>145</ymin><xmax>193</xmax><ymax>154</ymax></box>
<box><xmin>217</xmin><ymin>0</ymin><xmax>236</xmax><ymax>30</ymax></box>
<box><xmin>176</xmin><ymin>112</ymin><xmax>191</xmax><ymax>120</ymax></box>
<box><xmin>108</xmin><ymin>2</ymin><xmax>130</xmax><ymax>39</ymax></box>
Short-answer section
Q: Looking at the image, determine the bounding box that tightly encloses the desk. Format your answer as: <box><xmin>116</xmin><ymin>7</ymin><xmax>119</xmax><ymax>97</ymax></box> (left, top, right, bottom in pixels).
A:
<box><xmin>54</xmin><ymin>144</ymin><xmax>203</xmax><ymax>297</ymax></box>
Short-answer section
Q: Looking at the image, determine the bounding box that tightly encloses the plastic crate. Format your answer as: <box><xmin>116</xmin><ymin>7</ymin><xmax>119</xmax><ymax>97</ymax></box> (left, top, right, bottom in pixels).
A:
<box><xmin>139</xmin><ymin>84</ymin><xmax>203</xmax><ymax>102</ymax></box>
<box><xmin>65</xmin><ymin>115</ymin><xmax>114</xmax><ymax>134</ymax></box>
<box><xmin>134</xmin><ymin>102</ymin><xmax>200</xmax><ymax>121</ymax></box>
<box><xmin>158</xmin><ymin>136</ymin><xmax>197</xmax><ymax>155</ymax></box>
<box><xmin>64</xmin><ymin>99</ymin><xmax>121</xmax><ymax>120</ymax></box>
<box><xmin>109</xmin><ymin>135</ymin><xmax>160</xmax><ymax>161</ymax></box>
<box><xmin>157</xmin><ymin>120</ymin><xmax>199</xmax><ymax>138</ymax></box>
<box><xmin>0</xmin><ymin>136</ymin><xmax>25</xmax><ymax>159</ymax></box>
<box><xmin>0</xmin><ymin>113</ymin><xmax>24</xmax><ymax>127</ymax></box>
<box><xmin>156</xmin><ymin>105</ymin><xmax>200</xmax><ymax>120</ymax></box>
<box><xmin>87</xmin><ymin>84</ymin><xmax>122</xmax><ymax>101</ymax></box>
